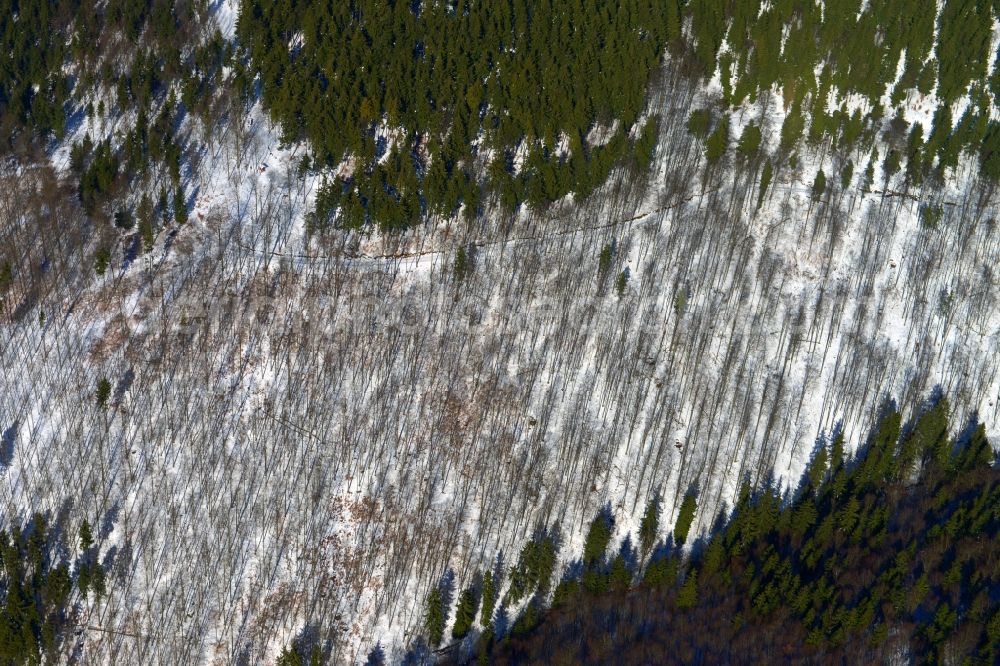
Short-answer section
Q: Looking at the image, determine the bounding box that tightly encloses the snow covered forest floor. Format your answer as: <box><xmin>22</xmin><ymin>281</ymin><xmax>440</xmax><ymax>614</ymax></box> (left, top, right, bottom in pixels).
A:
<box><xmin>2</xmin><ymin>17</ymin><xmax>1000</xmax><ymax>666</ymax></box>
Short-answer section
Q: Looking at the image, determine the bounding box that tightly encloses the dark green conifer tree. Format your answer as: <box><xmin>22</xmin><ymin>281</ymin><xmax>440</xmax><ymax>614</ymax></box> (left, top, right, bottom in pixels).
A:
<box><xmin>674</xmin><ymin>492</ymin><xmax>698</xmax><ymax>547</ymax></box>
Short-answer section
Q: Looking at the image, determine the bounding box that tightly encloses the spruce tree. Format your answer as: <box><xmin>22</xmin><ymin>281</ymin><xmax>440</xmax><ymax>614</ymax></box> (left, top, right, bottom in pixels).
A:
<box><xmin>676</xmin><ymin>568</ymin><xmax>698</xmax><ymax>609</ymax></box>
<box><xmin>615</xmin><ymin>270</ymin><xmax>628</xmax><ymax>297</ymax></box>
<box><xmin>840</xmin><ymin>161</ymin><xmax>854</xmax><ymax>189</ymax></box>
<box><xmin>687</xmin><ymin>109</ymin><xmax>712</xmax><ymax>138</ymax></box>
<box><xmin>452</xmin><ymin>586</ymin><xmax>479</xmax><ymax>639</ymax></box>
<box><xmin>598</xmin><ymin>243</ymin><xmax>613</xmax><ymax>277</ymax></box>
<box><xmin>276</xmin><ymin>646</ymin><xmax>303</xmax><ymax>666</ymax></box>
<box><xmin>812</xmin><ymin>170</ymin><xmax>826</xmax><ymax>199</ymax></box>
<box><xmin>454</xmin><ymin>246</ymin><xmax>469</xmax><ymax>282</ymax></box>
<box><xmin>608</xmin><ymin>553</ymin><xmax>630</xmax><ymax>591</ymax></box>
<box><xmin>95</xmin><ymin>378</ymin><xmax>112</xmax><ymax>410</ymax></box>
<box><xmin>479</xmin><ymin>570</ymin><xmax>496</xmax><ymax>627</ymax></box>
<box><xmin>173</xmin><ymin>187</ymin><xmax>188</xmax><ymax>225</ymax></box>
<box><xmin>582</xmin><ymin>512</ymin><xmax>613</xmax><ymax>567</ymax></box>
<box><xmin>674</xmin><ymin>492</ymin><xmax>698</xmax><ymax>547</ymax></box>
<box><xmin>829</xmin><ymin>431</ymin><xmax>845</xmax><ymax>472</ymax></box>
<box><xmin>425</xmin><ymin>585</ymin><xmax>446</xmax><ymax>647</ymax></box>
<box><xmin>738</xmin><ymin>123</ymin><xmax>762</xmax><ymax>158</ymax></box>
<box><xmin>780</xmin><ymin>104</ymin><xmax>805</xmax><ymax>154</ymax></box>
<box><xmin>757</xmin><ymin>160</ymin><xmax>774</xmax><ymax>209</ymax></box>
<box><xmin>639</xmin><ymin>497</ymin><xmax>659</xmax><ymax>556</ymax></box>
<box><xmin>705</xmin><ymin>116</ymin><xmax>729</xmax><ymax>163</ymax></box>
<box><xmin>807</xmin><ymin>444</ymin><xmax>828</xmax><ymax>491</ymax></box>
<box><xmin>79</xmin><ymin>520</ymin><xmax>93</xmax><ymax>552</ymax></box>
<box><xmin>94</xmin><ymin>248</ymin><xmax>111</xmax><ymax>276</ymax></box>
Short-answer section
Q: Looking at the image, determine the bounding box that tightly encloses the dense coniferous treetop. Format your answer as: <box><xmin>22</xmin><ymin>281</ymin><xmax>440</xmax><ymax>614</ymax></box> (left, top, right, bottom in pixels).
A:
<box><xmin>685</xmin><ymin>0</ymin><xmax>1000</xmax><ymax>183</ymax></box>
<box><xmin>236</xmin><ymin>0</ymin><xmax>681</xmax><ymax>229</ymax></box>
<box><xmin>232</xmin><ymin>0</ymin><xmax>1000</xmax><ymax>231</ymax></box>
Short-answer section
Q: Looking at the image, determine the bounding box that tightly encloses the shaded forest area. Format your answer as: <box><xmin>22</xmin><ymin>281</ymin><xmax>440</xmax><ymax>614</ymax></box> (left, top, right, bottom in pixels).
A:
<box><xmin>404</xmin><ymin>398</ymin><xmax>999</xmax><ymax>664</ymax></box>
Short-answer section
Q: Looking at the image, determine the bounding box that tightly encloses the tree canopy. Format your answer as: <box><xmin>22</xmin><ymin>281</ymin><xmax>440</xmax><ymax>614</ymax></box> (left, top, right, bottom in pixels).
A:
<box><xmin>237</xmin><ymin>0</ymin><xmax>677</xmax><ymax>229</ymax></box>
